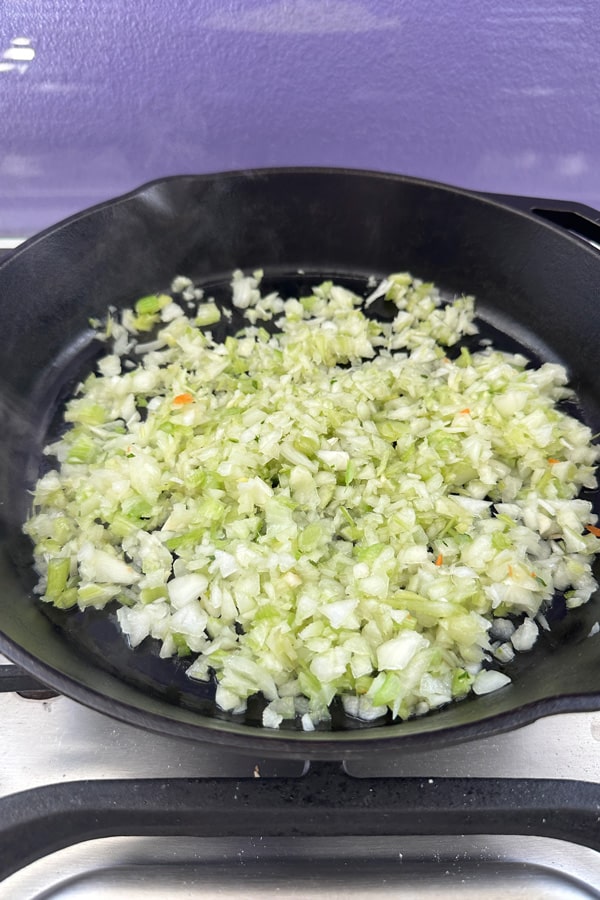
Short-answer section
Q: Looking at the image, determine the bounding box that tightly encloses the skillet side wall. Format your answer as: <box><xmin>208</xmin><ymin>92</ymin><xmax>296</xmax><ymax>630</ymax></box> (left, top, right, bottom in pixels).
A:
<box><xmin>0</xmin><ymin>170</ymin><xmax>599</xmax><ymax>756</ymax></box>
<box><xmin>1</xmin><ymin>172</ymin><xmax>600</xmax><ymax>386</ymax></box>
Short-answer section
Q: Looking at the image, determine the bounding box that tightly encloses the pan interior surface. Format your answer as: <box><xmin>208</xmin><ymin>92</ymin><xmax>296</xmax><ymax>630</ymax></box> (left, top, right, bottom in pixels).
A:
<box><xmin>1</xmin><ymin>169</ymin><xmax>600</xmax><ymax>754</ymax></box>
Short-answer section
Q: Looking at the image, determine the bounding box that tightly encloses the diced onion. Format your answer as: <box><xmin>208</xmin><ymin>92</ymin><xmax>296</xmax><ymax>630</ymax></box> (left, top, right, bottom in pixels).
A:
<box><xmin>510</xmin><ymin>617</ymin><xmax>539</xmax><ymax>652</ymax></box>
<box><xmin>472</xmin><ymin>670</ymin><xmax>512</xmax><ymax>695</ymax></box>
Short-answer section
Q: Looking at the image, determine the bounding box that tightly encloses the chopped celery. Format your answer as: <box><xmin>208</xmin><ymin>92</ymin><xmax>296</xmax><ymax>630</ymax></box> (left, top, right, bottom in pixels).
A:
<box><xmin>24</xmin><ymin>269</ymin><xmax>600</xmax><ymax>730</ymax></box>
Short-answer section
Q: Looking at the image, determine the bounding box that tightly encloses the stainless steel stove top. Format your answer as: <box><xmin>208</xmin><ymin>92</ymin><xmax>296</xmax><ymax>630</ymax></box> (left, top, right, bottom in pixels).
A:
<box><xmin>2</xmin><ymin>653</ymin><xmax>600</xmax><ymax>898</ymax></box>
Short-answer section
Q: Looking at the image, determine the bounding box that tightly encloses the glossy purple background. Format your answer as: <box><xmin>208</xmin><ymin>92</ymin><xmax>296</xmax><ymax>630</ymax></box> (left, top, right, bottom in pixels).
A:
<box><xmin>1</xmin><ymin>0</ymin><xmax>599</xmax><ymax>236</ymax></box>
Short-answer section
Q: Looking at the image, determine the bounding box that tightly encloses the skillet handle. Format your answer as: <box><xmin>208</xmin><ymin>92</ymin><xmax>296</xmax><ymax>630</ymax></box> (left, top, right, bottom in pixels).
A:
<box><xmin>478</xmin><ymin>190</ymin><xmax>600</xmax><ymax>251</ymax></box>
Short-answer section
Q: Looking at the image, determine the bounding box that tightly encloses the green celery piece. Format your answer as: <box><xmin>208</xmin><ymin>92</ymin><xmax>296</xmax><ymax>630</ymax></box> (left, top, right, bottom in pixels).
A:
<box><xmin>491</xmin><ymin>531</ymin><xmax>512</xmax><ymax>551</ymax></box>
<box><xmin>297</xmin><ymin>523</ymin><xmax>324</xmax><ymax>553</ymax></box>
<box><xmin>195</xmin><ymin>303</ymin><xmax>221</xmax><ymax>327</ymax></box>
<box><xmin>132</xmin><ymin>313</ymin><xmax>160</xmax><ymax>332</ymax></box>
<box><xmin>371</xmin><ymin>671</ymin><xmax>403</xmax><ymax>707</ymax></box>
<box><xmin>66</xmin><ymin>432</ymin><xmax>97</xmax><ymax>464</ymax></box>
<box><xmin>355</xmin><ymin>543</ymin><xmax>387</xmax><ymax>564</ymax></box>
<box><xmin>50</xmin><ymin>517</ymin><xmax>74</xmax><ymax>545</ymax></box>
<box><xmin>172</xmin><ymin>633</ymin><xmax>192</xmax><ymax>657</ymax></box>
<box><xmin>135</xmin><ymin>293</ymin><xmax>171</xmax><ymax>315</ymax></box>
<box><xmin>121</xmin><ymin>496</ymin><xmax>154</xmax><ymax>519</ymax></box>
<box><xmin>165</xmin><ymin>526</ymin><xmax>206</xmax><ymax>551</ymax></box>
<box><xmin>299</xmin><ymin>295</ymin><xmax>319</xmax><ymax>313</ymax></box>
<box><xmin>140</xmin><ymin>586</ymin><xmax>168</xmax><ymax>604</ymax></box>
<box><xmin>67</xmin><ymin>403</ymin><xmax>107</xmax><ymax>426</ymax></box>
<box><xmin>340</xmin><ymin>507</ymin><xmax>355</xmax><ymax>526</ymax></box>
<box><xmin>375</xmin><ymin>419</ymin><xmax>408</xmax><ymax>442</ymax></box>
<box><xmin>254</xmin><ymin>603</ymin><xmax>281</xmax><ymax>622</ymax></box>
<box><xmin>77</xmin><ymin>583</ymin><xmax>119</xmax><ymax>608</ymax></box>
<box><xmin>109</xmin><ymin>512</ymin><xmax>143</xmax><ymax>539</ymax></box>
<box><xmin>451</xmin><ymin>668</ymin><xmax>473</xmax><ymax>697</ymax></box>
<box><xmin>456</xmin><ymin>346</ymin><xmax>472</xmax><ymax>368</ymax></box>
<box><xmin>45</xmin><ymin>557</ymin><xmax>70</xmax><ymax>601</ymax></box>
<box><xmin>197</xmin><ymin>496</ymin><xmax>225</xmax><ymax>522</ymax></box>
<box><xmin>293</xmin><ymin>433</ymin><xmax>320</xmax><ymax>457</ymax></box>
<box><xmin>53</xmin><ymin>587</ymin><xmax>78</xmax><ymax>610</ymax></box>
<box><xmin>344</xmin><ymin>459</ymin><xmax>356</xmax><ymax>485</ymax></box>
<box><xmin>353</xmin><ymin>675</ymin><xmax>374</xmax><ymax>695</ymax></box>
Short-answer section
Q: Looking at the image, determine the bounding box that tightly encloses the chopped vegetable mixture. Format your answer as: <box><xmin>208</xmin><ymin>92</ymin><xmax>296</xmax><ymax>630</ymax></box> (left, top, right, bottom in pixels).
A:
<box><xmin>24</xmin><ymin>271</ymin><xmax>600</xmax><ymax>729</ymax></box>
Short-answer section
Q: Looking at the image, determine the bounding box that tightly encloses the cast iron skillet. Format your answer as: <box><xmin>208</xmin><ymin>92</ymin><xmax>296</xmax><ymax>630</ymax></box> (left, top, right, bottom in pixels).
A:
<box><xmin>1</xmin><ymin>167</ymin><xmax>600</xmax><ymax>759</ymax></box>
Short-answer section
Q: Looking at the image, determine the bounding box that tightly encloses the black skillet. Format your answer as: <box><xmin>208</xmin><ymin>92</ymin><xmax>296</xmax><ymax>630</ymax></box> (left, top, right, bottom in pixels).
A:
<box><xmin>1</xmin><ymin>167</ymin><xmax>600</xmax><ymax>759</ymax></box>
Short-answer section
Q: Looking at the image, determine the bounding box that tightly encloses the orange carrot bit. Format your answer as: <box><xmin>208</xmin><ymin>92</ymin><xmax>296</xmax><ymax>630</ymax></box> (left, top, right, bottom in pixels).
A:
<box><xmin>507</xmin><ymin>564</ymin><xmax>514</xmax><ymax>578</ymax></box>
<box><xmin>548</xmin><ymin>457</ymin><xmax>560</xmax><ymax>465</ymax></box>
<box><xmin>173</xmin><ymin>392</ymin><xmax>194</xmax><ymax>406</ymax></box>
<box><xmin>459</xmin><ymin>408</ymin><xmax>470</xmax><ymax>415</ymax></box>
<box><xmin>435</xmin><ymin>553</ymin><xmax>443</xmax><ymax>567</ymax></box>
<box><xmin>586</xmin><ymin>524</ymin><xmax>600</xmax><ymax>537</ymax></box>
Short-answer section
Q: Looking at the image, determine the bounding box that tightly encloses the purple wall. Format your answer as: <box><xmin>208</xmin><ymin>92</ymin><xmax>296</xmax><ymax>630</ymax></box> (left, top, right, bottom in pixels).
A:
<box><xmin>2</xmin><ymin>0</ymin><xmax>600</xmax><ymax>236</ymax></box>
